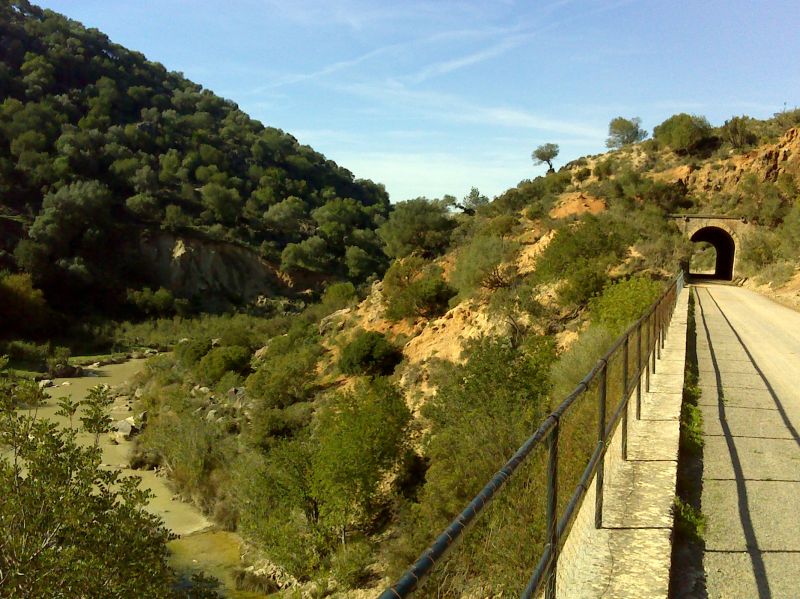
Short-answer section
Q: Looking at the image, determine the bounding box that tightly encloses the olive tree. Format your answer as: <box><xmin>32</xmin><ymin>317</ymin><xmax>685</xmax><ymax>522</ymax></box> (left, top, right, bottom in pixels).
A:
<box><xmin>532</xmin><ymin>143</ymin><xmax>559</xmax><ymax>172</ymax></box>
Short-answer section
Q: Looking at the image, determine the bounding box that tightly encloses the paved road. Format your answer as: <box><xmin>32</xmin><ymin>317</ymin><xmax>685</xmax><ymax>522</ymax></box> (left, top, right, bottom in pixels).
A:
<box><xmin>694</xmin><ymin>284</ymin><xmax>800</xmax><ymax>598</ymax></box>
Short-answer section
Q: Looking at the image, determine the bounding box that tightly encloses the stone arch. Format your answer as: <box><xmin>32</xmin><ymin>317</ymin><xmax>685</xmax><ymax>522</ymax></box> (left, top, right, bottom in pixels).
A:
<box><xmin>689</xmin><ymin>225</ymin><xmax>736</xmax><ymax>280</ymax></box>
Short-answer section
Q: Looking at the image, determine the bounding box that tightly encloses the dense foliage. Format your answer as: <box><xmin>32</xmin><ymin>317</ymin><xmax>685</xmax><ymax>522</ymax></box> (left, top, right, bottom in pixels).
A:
<box><xmin>0</xmin><ymin>1</ymin><xmax>389</xmax><ymax>313</ymax></box>
<box><xmin>0</xmin><ymin>381</ymin><xmax>218</xmax><ymax>598</ymax></box>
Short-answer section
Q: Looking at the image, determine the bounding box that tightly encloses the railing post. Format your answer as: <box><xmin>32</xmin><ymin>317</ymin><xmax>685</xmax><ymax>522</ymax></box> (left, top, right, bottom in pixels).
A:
<box><xmin>636</xmin><ymin>320</ymin><xmax>643</xmax><ymax>419</ymax></box>
<box><xmin>645</xmin><ymin>311</ymin><xmax>652</xmax><ymax>390</ymax></box>
<box><xmin>595</xmin><ymin>362</ymin><xmax>607</xmax><ymax>529</ymax></box>
<box><xmin>545</xmin><ymin>421</ymin><xmax>559</xmax><ymax>599</ymax></box>
<box><xmin>651</xmin><ymin>309</ymin><xmax>657</xmax><ymax>374</ymax></box>
<box><xmin>622</xmin><ymin>336</ymin><xmax>629</xmax><ymax>461</ymax></box>
<box><xmin>656</xmin><ymin>305</ymin><xmax>662</xmax><ymax>360</ymax></box>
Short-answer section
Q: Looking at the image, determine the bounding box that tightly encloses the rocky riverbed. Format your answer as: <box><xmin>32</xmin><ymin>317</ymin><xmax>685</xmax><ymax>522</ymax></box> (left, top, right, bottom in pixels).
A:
<box><xmin>21</xmin><ymin>359</ymin><xmax>261</xmax><ymax>598</ymax></box>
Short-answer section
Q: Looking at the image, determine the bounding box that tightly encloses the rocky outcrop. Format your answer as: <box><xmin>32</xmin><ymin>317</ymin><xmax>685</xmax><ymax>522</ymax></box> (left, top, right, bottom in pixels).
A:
<box><xmin>659</xmin><ymin>127</ymin><xmax>800</xmax><ymax>194</ymax></box>
<box><xmin>138</xmin><ymin>231</ymin><xmax>320</xmax><ymax>309</ymax></box>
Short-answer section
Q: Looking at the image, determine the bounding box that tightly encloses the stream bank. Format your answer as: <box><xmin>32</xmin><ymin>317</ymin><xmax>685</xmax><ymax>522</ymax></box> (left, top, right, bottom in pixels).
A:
<box><xmin>22</xmin><ymin>359</ymin><xmax>262</xmax><ymax>598</ymax></box>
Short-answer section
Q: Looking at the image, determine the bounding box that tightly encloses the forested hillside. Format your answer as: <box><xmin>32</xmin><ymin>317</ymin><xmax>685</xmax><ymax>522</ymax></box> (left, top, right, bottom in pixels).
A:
<box><xmin>0</xmin><ymin>0</ymin><xmax>389</xmax><ymax>316</ymax></box>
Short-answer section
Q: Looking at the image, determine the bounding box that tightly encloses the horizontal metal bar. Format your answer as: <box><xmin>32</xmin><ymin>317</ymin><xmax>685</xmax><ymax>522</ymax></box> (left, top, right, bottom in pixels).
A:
<box><xmin>378</xmin><ymin>415</ymin><xmax>559</xmax><ymax>598</ymax></box>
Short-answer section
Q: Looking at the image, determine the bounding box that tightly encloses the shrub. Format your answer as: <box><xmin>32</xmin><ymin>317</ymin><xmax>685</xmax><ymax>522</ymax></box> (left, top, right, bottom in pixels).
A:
<box><xmin>720</xmin><ymin>116</ymin><xmax>757</xmax><ymax>149</ymax></box>
<box><xmin>451</xmin><ymin>235</ymin><xmax>518</xmax><ymax>296</ymax></box>
<box><xmin>754</xmin><ymin>261</ymin><xmax>795</xmax><ymax>287</ymax></box>
<box><xmin>573</xmin><ymin>167</ymin><xmax>591</xmax><ymax>183</ymax></box>
<box><xmin>739</xmin><ymin>229</ymin><xmax>780</xmax><ymax>273</ymax></box>
<box><xmin>339</xmin><ymin>330</ymin><xmax>403</xmax><ymax>376</ymax></box>
<box><xmin>653</xmin><ymin>113</ymin><xmax>714</xmax><ymax>154</ymax></box>
<box><xmin>2</xmin><ymin>339</ymin><xmax>50</xmax><ymax>365</ymax></box>
<box><xmin>321</xmin><ymin>281</ymin><xmax>357</xmax><ymax>312</ymax></box>
<box><xmin>0</xmin><ymin>273</ymin><xmax>50</xmax><ymax>337</ymax></box>
<box><xmin>558</xmin><ymin>258</ymin><xmax>610</xmax><ymax>306</ymax></box>
<box><xmin>393</xmin><ymin>336</ymin><xmax>555</xmax><ymax>592</ymax></box>
<box><xmin>252</xmin><ymin>402</ymin><xmax>315</xmax><ymax>442</ymax></box>
<box><xmin>194</xmin><ymin>345</ymin><xmax>251</xmax><ymax>385</ymax></box>
<box><xmin>246</xmin><ymin>343</ymin><xmax>320</xmax><ymax>410</ymax></box>
<box><xmin>175</xmin><ymin>337</ymin><xmax>212</xmax><ymax>368</ymax></box>
<box><xmin>382</xmin><ymin>257</ymin><xmax>456</xmax><ymax>321</ymax></box>
<box><xmin>330</xmin><ymin>540</ymin><xmax>373</xmax><ymax>589</ymax></box>
<box><xmin>589</xmin><ymin>276</ymin><xmax>664</xmax><ymax>335</ymax></box>
<box><xmin>593</xmin><ymin>158</ymin><xmax>615</xmax><ymax>180</ymax></box>
<box><xmin>126</xmin><ymin>287</ymin><xmax>176</xmax><ymax>316</ymax></box>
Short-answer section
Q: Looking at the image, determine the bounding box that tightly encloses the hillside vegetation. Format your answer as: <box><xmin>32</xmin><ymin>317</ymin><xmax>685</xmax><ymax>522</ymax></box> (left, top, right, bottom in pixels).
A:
<box><xmin>3</xmin><ymin>2</ymin><xmax>800</xmax><ymax>597</ymax></box>
<box><xmin>0</xmin><ymin>0</ymin><xmax>389</xmax><ymax>319</ymax></box>
<box><xmin>121</xmin><ymin>120</ymin><xmax>800</xmax><ymax>595</ymax></box>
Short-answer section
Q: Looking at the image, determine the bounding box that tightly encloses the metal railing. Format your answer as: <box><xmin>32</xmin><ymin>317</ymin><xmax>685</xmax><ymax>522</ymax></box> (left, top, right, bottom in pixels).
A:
<box><xmin>380</xmin><ymin>271</ymin><xmax>685</xmax><ymax>599</ymax></box>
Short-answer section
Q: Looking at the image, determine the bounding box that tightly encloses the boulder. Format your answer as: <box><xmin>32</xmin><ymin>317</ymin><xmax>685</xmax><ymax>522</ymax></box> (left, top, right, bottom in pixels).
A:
<box><xmin>50</xmin><ymin>364</ymin><xmax>83</xmax><ymax>378</ymax></box>
<box><xmin>205</xmin><ymin>409</ymin><xmax>218</xmax><ymax>422</ymax></box>
<box><xmin>38</xmin><ymin>379</ymin><xmax>54</xmax><ymax>389</ymax></box>
<box><xmin>114</xmin><ymin>417</ymin><xmax>139</xmax><ymax>439</ymax></box>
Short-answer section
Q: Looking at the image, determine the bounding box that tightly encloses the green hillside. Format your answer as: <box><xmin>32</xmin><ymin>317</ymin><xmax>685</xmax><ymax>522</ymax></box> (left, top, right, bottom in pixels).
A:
<box><xmin>0</xmin><ymin>0</ymin><xmax>389</xmax><ymax>314</ymax></box>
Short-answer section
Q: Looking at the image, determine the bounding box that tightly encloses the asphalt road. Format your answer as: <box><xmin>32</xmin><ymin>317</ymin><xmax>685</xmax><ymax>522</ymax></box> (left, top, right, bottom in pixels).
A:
<box><xmin>693</xmin><ymin>284</ymin><xmax>800</xmax><ymax>598</ymax></box>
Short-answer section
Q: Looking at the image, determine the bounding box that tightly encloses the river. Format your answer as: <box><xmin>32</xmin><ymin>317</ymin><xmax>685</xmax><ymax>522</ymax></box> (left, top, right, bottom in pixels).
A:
<box><xmin>21</xmin><ymin>359</ymin><xmax>263</xmax><ymax>598</ymax></box>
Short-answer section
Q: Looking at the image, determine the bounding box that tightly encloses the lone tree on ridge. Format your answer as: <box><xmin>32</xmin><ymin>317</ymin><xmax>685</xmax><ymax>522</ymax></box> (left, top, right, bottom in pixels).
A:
<box><xmin>532</xmin><ymin>143</ymin><xmax>559</xmax><ymax>173</ymax></box>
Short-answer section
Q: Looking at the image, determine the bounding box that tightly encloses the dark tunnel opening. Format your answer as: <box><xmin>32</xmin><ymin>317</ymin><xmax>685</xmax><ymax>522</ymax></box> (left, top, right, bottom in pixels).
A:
<box><xmin>690</xmin><ymin>226</ymin><xmax>735</xmax><ymax>280</ymax></box>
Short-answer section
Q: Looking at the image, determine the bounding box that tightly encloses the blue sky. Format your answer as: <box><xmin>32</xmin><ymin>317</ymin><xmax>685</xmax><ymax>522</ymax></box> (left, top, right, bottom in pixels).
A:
<box><xmin>36</xmin><ymin>0</ymin><xmax>800</xmax><ymax>202</ymax></box>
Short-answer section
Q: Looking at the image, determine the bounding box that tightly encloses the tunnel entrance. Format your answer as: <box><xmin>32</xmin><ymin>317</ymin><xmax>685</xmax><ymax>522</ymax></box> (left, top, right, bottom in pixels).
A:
<box><xmin>689</xmin><ymin>226</ymin><xmax>735</xmax><ymax>280</ymax></box>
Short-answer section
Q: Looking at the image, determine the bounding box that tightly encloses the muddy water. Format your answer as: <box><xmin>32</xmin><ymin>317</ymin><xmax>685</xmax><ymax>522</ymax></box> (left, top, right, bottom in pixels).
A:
<box><xmin>23</xmin><ymin>360</ymin><xmax>260</xmax><ymax>597</ymax></box>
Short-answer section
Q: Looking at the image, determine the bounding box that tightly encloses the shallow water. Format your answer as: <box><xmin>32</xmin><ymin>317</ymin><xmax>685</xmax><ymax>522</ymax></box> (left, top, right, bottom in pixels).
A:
<box><xmin>19</xmin><ymin>360</ymin><xmax>256</xmax><ymax>597</ymax></box>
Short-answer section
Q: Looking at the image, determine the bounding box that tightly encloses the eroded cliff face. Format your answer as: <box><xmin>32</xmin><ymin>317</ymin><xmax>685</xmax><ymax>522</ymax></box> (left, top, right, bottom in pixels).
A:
<box><xmin>138</xmin><ymin>232</ymin><xmax>315</xmax><ymax>309</ymax></box>
<box><xmin>658</xmin><ymin>127</ymin><xmax>800</xmax><ymax>194</ymax></box>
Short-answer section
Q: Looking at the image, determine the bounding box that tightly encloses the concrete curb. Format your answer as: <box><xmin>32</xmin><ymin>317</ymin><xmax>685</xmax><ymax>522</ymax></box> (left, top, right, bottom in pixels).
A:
<box><xmin>555</xmin><ymin>288</ymin><xmax>690</xmax><ymax>598</ymax></box>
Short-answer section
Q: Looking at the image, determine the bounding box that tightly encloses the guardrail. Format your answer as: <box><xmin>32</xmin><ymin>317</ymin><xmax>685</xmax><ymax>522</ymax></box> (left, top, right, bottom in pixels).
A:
<box><xmin>380</xmin><ymin>271</ymin><xmax>685</xmax><ymax>598</ymax></box>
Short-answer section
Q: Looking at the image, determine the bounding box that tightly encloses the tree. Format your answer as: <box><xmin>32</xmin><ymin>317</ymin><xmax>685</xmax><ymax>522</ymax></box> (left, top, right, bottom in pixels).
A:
<box><xmin>460</xmin><ymin>187</ymin><xmax>490</xmax><ymax>213</ymax></box>
<box><xmin>653</xmin><ymin>113</ymin><xmax>714</xmax><ymax>154</ymax></box>
<box><xmin>377</xmin><ymin>198</ymin><xmax>455</xmax><ymax>259</ymax></box>
<box><xmin>532</xmin><ymin>143</ymin><xmax>559</xmax><ymax>172</ymax></box>
<box><xmin>606</xmin><ymin>117</ymin><xmax>647</xmax><ymax>148</ymax></box>
<box><xmin>0</xmin><ymin>391</ymin><xmax>220</xmax><ymax>597</ymax></box>
<box><xmin>720</xmin><ymin>116</ymin><xmax>757</xmax><ymax>149</ymax></box>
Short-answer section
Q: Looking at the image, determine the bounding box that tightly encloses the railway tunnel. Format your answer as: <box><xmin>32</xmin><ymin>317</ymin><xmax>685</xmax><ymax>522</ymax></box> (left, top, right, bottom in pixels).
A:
<box><xmin>690</xmin><ymin>225</ymin><xmax>736</xmax><ymax>280</ymax></box>
<box><xmin>671</xmin><ymin>215</ymin><xmax>750</xmax><ymax>281</ymax></box>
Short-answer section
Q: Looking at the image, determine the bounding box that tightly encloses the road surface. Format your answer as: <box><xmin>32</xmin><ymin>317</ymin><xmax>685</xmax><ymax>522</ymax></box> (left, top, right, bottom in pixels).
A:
<box><xmin>693</xmin><ymin>284</ymin><xmax>800</xmax><ymax>598</ymax></box>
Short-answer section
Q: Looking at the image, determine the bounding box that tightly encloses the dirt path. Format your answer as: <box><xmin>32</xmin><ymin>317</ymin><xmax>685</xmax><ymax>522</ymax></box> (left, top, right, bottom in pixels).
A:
<box><xmin>693</xmin><ymin>284</ymin><xmax>800</xmax><ymax>598</ymax></box>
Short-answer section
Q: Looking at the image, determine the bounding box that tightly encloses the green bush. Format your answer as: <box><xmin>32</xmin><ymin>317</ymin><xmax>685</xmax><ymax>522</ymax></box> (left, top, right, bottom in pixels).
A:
<box><xmin>653</xmin><ymin>113</ymin><xmax>714</xmax><ymax>154</ymax></box>
<box><xmin>194</xmin><ymin>345</ymin><xmax>252</xmax><ymax>385</ymax></box>
<box><xmin>451</xmin><ymin>235</ymin><xmax>518</xmax><ymax>297</ymax></box>
<box><xmin>321</xmin><ymin>281</ymin><xmax>357</xmax><ymax>312</ymax></box>
<box><xmin>739</xmin><ymin>229</ymin><xmax>780</xmax><ymax>273</ymax></box>
<box><xmin>175</xmin><ymin>337</ymin><xmax>212</xmax><ymax>368</ymax></box>
<box><xmin>339</xmin><ymin>330</ymin><xmax>403</xmax><ymax>376</ymax></box>
<box><xmin>573</xmin><ymin>167</ymin><xmax>591</xmax><ymax>183</ymax></box>
<box><xmin>246</xmin><ymin>342</ymin><xmax>320</xmax><ymax>410</ymax></box>
<box><xmin>329</xmin><ymin>540</ymin><xmax>373</xmax><ymax>589</ymax></box>
<box><xmin>720</xmin><ymin>116</ymin><xmax>757</xmax><ymax>149</ymax></box>
<box><xmin>557</xmin><ymin>259</ymin><xmax>610</xmax><ymax>306</ymax></box>
<box><xmin>593</xmin><ymin>158</ymin><xmax>615</xmax><ymax>180</ymax></box>
<box><xmin>589</xmin><ymin>276</ymin><xmax>664</xmax><ymax>335</ymax></box>
<box><xmin>382</xmin><ymin>257</ymin><xmax>456</xmax><ymax>321</ymax></box>
<box><xmin>393</xmin><ymin>336</ymin><xmax>555</xmax><ymax>593</ymax></box>
<box><xmin>252</xmin><ymin>402</ymin><xmax>315</xmax><ymax>442</ymax></box>
<box><xmin>2</xmin><ymin>339</ymin><xmax>50</xmax><ymax>365</ymax></box>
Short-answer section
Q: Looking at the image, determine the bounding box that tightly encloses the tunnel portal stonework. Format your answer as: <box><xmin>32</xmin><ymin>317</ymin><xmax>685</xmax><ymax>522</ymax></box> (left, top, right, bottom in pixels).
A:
<box><xmin>670</xmin><ymin>215</ymin><xmax>753</xmax><ymax>280</ymax></box>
